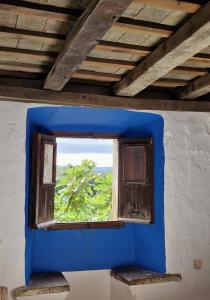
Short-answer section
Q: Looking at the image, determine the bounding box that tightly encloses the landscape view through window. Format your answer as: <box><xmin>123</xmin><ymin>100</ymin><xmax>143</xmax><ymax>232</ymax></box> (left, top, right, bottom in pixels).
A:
<box><xmin>55</xmin><ymin>138</ymin><xmax>113</xmax><ymax>222</ymax></box>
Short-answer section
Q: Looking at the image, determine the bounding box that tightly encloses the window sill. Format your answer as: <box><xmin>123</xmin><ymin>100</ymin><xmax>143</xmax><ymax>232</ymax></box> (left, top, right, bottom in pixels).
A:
<box><xmin>12</xmin><ymin>272</ymin><xmax>70</xmax><ymax>297</ymax></box>
<box><xmin>47</xmin><ymin>221</ymin><xmax>124</xmax><ymax>230</ymax></box>
<box><xmin>111</xmin><ymin>267</ymin><xmax>182</xmax><ymax>286</ymax></box>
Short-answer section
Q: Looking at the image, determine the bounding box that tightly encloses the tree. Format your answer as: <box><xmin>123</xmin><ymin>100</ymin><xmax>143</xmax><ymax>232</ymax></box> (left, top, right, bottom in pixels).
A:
<box><xmin>55</xmin><ymin>160</ymin><xmax>112</xmax><ymax>222</ymax></box>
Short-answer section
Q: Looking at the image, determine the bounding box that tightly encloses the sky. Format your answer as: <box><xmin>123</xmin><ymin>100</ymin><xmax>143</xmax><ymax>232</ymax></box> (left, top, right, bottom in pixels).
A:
<box><xmin>56</xmin><ymin>138</ymin><xmax>113</xmax><ymax>167</ymax></box>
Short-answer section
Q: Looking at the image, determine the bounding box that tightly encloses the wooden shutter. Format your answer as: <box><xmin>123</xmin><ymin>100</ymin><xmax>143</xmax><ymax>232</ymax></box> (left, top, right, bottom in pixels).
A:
<box><xmin>118</xmin><ymin>138</ymin><xmax>153</xmax><ymax>223</ymax></box>
<box><xmin>30</xmin><ymin>133</ymin><xmax>57</xmax><ymax>229</ymax></box>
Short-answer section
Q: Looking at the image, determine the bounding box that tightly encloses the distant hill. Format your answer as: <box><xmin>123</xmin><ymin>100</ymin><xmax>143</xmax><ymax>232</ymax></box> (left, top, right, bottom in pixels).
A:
<box><xmin>56</xmin><ymin>165</ymin><xmax>112</xmax><ymax>179</ymax></box>
<box><xmin>94</xmin><ymin>167</ymin><xmax>112</xmax><ymax>174</ymax></box>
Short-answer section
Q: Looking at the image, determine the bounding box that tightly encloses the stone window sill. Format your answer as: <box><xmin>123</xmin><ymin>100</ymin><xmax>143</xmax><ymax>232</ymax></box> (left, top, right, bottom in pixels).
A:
<box><xmin>111</xmin><ymin>267</ymin><xmax>182</xmax><ymax>286</ymax></box>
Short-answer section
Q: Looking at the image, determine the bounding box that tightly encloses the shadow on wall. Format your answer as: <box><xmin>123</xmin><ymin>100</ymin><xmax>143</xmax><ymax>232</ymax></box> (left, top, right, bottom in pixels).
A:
<box><xmin>25</xmin><ymin>106</ymin><xmax>165</xmax><ymax>284</ymax></box>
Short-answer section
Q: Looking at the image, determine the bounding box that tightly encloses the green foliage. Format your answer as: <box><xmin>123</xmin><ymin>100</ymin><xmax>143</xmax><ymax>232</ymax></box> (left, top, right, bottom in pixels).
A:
<box><xmin>55</xmin><ymin>160</ymin><xmax>112</xmax><ymax>222</ymax></box>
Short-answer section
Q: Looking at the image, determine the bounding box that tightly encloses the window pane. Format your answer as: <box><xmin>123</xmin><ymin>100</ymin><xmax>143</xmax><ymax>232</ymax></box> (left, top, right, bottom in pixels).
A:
<box><xmin>55</xmin><ymin>138</ymin><xmax>114</xmax><ymax>223</ymax></box>
<box><xmin>43</xmin><ymin>143</ymin><xmax>54</xmax><ymax>184</ymax></box>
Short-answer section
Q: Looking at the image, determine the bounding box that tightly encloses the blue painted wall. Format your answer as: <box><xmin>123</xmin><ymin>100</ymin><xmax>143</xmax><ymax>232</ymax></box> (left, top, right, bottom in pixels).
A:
<box><xmin>25</xmin><ymin>106</ymin><xmax>165</xmax><ymax>283</ymax></box>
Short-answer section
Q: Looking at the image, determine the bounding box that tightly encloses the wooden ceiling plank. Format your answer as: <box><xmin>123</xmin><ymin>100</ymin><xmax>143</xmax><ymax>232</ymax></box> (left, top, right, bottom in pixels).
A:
<box><xmin>0</xmin><ymin>61</ymin><xmax>50</xmax><ymax>73</ymax></box>
<box><xmin>0</xmin><ymin>47</ymin><xmax>56</xmax><ymax>62</ymax></box>
<box><xmin>96</xmin><ymin>41</ymin><xmax>152</xmax><ymax>56</ymax></box>
<box><xmin>114</xmin><ymin>2</ymin><xmax>210</xmax><ymax>97</ymax></box>
<box><xmin>1</xmin><ymin>83</ymin><xmax>210</xmax><ymax>112</ymax></box>
<box><xmin>191</xmin><ymin>53</ymin><xmax>210</xmax><ymax>64</ymax></box>
<box><xmin>0</xmin><ymin>47</ymin><xmax>207</xmax><ymax>79</ymax></box>
<box><xmin>153</xmin><ymin>78</ymin><xmax>189</xmax><ymax>87</ymax></box>
<box><xmin>0</xmin><ymin>26</ymin><xmax>65</xmax><ymax>45</ymax></box>
<box><xmin>173</xmin><ymin>66</ymin><xmax>208</xmax><ymax>76</ymax></box>
<box><xmin>43</xmin><ymin>0</ymin><xmax>134</xmax><ymax>91</ymax></box>
<box><xmin>0</xmin><ymin>0</ymin><xmax>79</xmax><ymax>22</ymax></box>
<box><xmin>113</xmin><ymin>17</ymin><xmax>175</xmax><ymax>37</ymax></box>
<box><xmin>177</xmin><ymin>72</ymin><xmax>210</xmax><ymax>99</ymax></box>
<box><xmin>133</xmin><ymin>0</ymin><xmax>202</xmax><ymax>13</ymax></box>
<box><xmin>1</xmin><ymin>0</ymin><xmax>201</xmax><ymax>13</ymax></box>
<box><xmin>72</xmin><ymin>70</ymin><xmax>121</xmax><ymax>82</ymax></box>
<box><xmin>82</xmin><ymin>57</ymin><xmax>136</xmax><ymax>70</ymax></box>
<box><xmin>96</xmin><ymin>41</ymin><xmax>210</xmax><ymax>65</ymax></box>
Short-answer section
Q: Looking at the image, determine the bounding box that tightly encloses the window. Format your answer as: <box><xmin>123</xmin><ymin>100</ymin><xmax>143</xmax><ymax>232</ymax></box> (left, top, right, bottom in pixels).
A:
<box><xmin>30</xmin><ymin>133</ymin><xmax>153</xmax><ymax>229</ymax></box>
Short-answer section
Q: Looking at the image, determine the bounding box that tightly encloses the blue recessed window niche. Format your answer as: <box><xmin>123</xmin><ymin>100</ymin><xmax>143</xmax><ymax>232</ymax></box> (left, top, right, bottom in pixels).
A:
<box><xmin>25</xmin><ymin>106</ymin><xmax>165</xmax><ymax>284</ymax></box>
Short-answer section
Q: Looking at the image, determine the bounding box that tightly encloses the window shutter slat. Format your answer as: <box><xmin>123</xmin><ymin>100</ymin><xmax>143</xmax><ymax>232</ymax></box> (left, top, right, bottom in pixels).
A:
<box><xmin>30</xmin><ymin>133</ymin><xmax>57</xmax><ymax>228</ymax></box>
<box><xmin>118</xmin><ymin>138</ymin><xmax>153</xmax><ymax>223</ymax></box>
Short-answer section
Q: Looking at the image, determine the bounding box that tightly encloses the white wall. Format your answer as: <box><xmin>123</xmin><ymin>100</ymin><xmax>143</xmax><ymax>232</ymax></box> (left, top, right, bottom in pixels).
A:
<box><xmin>0</xmin><ymin>102</ymin><xmax>210</xmax><ymax>300</ymax></box>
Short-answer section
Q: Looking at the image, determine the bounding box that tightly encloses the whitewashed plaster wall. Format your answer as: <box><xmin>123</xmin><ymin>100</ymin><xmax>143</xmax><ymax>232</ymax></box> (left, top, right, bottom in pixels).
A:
<box><xmin>0</xmin><ymin>101</ymin><xmax>210</xmax><ymax>300</ymax></box>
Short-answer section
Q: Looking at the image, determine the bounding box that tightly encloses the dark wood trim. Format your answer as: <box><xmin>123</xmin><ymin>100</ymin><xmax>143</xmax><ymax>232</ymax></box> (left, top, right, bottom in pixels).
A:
<box><xmin>51</xmin><ymin>131</ymin><xmax>119</xmax><ymax>139</ymax></box>
<box><xmin>2</xmin><ymin>84</ymin><xmax>210</xmax><ymax>112</ymax></box>
<box><xmin>47</xmin><ymin>221</ymin><xmax>124</xmax><ymax>230</ymax></box>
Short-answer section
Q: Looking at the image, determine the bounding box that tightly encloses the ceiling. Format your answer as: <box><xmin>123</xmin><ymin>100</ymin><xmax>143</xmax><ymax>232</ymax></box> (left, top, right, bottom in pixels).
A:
<box><xmin>0</xmin><ymin>0</ymin><xmax>210</xmax><ymax>110</ymax></box>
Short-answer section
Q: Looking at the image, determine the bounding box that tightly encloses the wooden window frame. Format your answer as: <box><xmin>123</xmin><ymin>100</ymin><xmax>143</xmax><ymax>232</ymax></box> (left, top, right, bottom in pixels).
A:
<box><xmin>30</xmin><ymin>132</ymin><xmax>154</xmax><ymax>230</ymax></box>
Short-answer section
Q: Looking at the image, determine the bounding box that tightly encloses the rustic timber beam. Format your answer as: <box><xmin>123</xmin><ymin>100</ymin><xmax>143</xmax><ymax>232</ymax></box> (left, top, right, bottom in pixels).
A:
<box><xmin>43</xmin><ymin>0</ymin><xmax>134</xmax><ymax>91</ymax></box>
<box><xmin>113</xmin><ymin>1</ymin><xmax>210</xmax><ymax>97</ymax></box>
<box><xmin>1</xmin><ymin>84</ymin><xmax>210</xmax><ymax>112</ymax></box>
<box><xmin>177</xmin><ymin>72</ymin><xmax>210</xmax><ymax>99</ymax></box>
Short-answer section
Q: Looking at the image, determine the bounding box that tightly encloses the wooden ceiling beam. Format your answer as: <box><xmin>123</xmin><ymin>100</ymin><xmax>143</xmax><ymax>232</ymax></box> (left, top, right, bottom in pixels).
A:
<box><xmin>43</xmin><ymin>0</ymin><xmax>134</xmax><ymax>91</ymax></box>
<box><xmin>133</xmin><ymin>0</ymin><xmax>202</xmax><ymax>13</ymax></box>
<box><xmin>177</xmin><ymin>72</ymin><xmax>210</xmax><ymax>99</ymax></box>
<box><xmin>114</xmin><ymin>2</ymin><xmax>210</xmax><ymax>96</ymax></box>
<box><xmin>1</xmin><ymin>83</ymin><xmax>210</xmax><ymax>112</ymax></box>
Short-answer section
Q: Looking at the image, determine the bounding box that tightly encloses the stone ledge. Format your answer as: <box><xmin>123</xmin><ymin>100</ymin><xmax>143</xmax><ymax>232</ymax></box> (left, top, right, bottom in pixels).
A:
<box><xmin>111</xmin><ymin>267</ymin><xmax>182</xmax><ymax>286</ymax></box>
<box><xmin>12</xmin><ymin>273</ymin><xmax>70</xmax><ymax>297</ymax></box>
